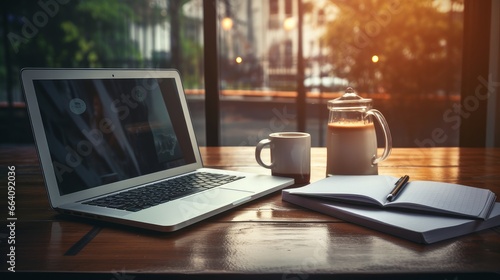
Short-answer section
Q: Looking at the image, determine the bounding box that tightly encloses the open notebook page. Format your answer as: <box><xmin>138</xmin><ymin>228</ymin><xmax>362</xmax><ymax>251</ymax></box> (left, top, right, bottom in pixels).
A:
<box><xmin>288</xmin><ymin>175</ymin><xmax>398</xmax><ymax>204</ymax></box>
<box><xmin>394</xmin><ymin>181</ymin><xmax>495</xmax><ymax>217</ymax></box>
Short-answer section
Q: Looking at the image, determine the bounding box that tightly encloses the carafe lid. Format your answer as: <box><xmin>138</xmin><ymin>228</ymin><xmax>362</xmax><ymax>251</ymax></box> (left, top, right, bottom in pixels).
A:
<box><xmin>328</xmin><ymin>87</ymin><xmax>372</xmax><ymax>109</ymax></box>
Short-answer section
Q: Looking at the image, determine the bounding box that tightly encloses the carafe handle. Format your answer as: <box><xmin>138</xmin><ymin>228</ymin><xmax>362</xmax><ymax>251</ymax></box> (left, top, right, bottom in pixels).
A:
<box><xmin>366</xmin><ymin>109</ymin><xmax>392</xmax><ymax>164</ymax></box>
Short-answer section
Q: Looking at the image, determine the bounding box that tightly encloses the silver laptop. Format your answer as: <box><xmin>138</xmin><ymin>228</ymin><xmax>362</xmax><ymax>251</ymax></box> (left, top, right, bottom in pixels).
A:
<box><xmin>21</xmin><ymin>68</ymin><xmax>294</xmax><ymax>232</ymax></box>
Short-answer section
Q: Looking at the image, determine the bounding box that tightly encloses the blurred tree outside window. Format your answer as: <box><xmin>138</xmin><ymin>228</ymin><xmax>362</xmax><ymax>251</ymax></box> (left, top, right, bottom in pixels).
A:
<box><xmin>324</xmin><ymin>0</ymin><xmax>463</xmax><ymax>97</ymax></box>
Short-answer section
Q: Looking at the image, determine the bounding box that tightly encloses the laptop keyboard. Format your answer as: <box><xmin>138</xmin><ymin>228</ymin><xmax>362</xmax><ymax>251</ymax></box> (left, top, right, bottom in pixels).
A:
<box><xmin>83</xmin><ymin>172</ymin><xmax>244</xmax><ymax>212</ymax></box>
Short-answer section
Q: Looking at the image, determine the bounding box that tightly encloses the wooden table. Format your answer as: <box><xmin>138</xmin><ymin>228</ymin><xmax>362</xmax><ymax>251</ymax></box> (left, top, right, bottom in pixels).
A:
<box><xmin>1</xmin><ymin>145</ymin><xmax>500</xmax><ymax>279</ymax></box>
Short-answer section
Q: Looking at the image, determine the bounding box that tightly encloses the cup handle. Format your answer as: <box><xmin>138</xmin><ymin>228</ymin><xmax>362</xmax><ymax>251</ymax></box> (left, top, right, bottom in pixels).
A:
<box><xmin>255</xmin><ymin>139</ymin><xmax>273</xmax><ymax>169</ymax></box>
<box><xmin>366</xmin><ymin>109</ymin><xmax>392</xmax><ymax>164</ymax></box>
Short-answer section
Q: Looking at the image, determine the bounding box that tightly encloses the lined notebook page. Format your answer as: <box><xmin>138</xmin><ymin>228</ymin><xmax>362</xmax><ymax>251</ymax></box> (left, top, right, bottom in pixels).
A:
<box><xmin>393</xmin><ymin>181</ymin><xmax>490</xmax><ymax>216</ymax></box>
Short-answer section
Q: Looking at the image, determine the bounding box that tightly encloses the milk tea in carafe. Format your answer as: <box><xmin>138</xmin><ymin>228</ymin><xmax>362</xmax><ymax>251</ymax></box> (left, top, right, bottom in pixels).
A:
<box><xmin>326</xmin><ymin>87</ymin><xmax>392</xmax><ymax>176</ymax></box>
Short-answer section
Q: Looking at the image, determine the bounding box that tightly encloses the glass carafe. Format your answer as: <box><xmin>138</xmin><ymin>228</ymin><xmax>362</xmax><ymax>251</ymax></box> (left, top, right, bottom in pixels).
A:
<box><xmin>326</xmin><ymin>87</ymin><xmax>392</xmax><ymax>175</ymax></box>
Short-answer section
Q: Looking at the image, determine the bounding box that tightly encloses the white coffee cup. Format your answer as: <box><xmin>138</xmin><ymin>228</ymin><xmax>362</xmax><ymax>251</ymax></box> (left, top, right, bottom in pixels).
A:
<box><xmin>255</xmin><ymin>132</ymin><xmax>311</xmax><ymax>184</ymax></box>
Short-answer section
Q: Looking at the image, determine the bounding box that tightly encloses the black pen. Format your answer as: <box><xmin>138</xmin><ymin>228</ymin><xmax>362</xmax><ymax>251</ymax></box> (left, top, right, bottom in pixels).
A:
<box><xmin>386</xmin><ymin>175</ymin><xmax>410</xmax><ymax>202</ymax></box>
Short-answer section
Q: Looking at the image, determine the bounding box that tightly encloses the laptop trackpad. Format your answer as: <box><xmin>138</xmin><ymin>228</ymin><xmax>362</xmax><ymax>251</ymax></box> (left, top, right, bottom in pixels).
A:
<box><xmin>181</xmin><ymin>188</ymin><xmax>252</xmax><ymax>207</ymax></box>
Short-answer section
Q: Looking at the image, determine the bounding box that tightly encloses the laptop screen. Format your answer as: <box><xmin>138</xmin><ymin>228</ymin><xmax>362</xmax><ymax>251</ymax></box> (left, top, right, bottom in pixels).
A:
<box><xmin>33</xmin><ymin>77</ymin><xmax>196</xmax><ymax>195</ymax></box>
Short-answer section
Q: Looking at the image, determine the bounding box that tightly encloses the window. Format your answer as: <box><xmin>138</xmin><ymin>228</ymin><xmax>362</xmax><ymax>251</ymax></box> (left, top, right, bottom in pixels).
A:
<box><xmin>3</xmin><ymin>0</ymin><xmax>497</xmax><ymax>147</ymax></box>
<box><xmin>270</xmin><ymin>0</ymin><xmax>279</xmax><ymax>15</ymax></box>
<box><xmin>285</xmin><ymin>0</ymin><xmax>293</xmax><ymax>17</ymax></box>
<box><xmin>216</xmin><ymin>0</ymin><xmax>466</xmax><ymax>147</ymax></box>
<box><xmin>0</xmin><ymin>0</ymin><xmax>204</xmax><ymax>143</ymax></box>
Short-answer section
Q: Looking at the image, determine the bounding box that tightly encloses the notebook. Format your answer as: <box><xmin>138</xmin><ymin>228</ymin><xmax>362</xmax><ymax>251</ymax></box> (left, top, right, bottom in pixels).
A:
<box><xmin>282</xmin><ymin>190</ymin><xmax>500</xmax><ymax>244</ymax></box>
<box><xmin>285</xmin><ymin>175</ymin><xmax>496</xmax><ymax>220</ymax></box>
<box><xmin>21</xmin><ymin>68</ymin><xmax>294</xmax><ymax>232</ymax></box>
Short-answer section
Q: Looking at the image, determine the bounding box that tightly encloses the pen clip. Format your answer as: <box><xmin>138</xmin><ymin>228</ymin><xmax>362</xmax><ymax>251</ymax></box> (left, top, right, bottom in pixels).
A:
<box><xmin>387</xmin><ymin>175</ymin><xmax>410</xmax><ymax>202</ymax></box>
<box><xmin>394</xmin><ymin>176</ymin><xmax>403</xmax><ymax>186</ymax></box>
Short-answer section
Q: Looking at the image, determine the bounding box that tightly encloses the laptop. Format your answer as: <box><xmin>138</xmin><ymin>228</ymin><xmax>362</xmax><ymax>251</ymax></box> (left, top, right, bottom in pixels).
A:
<box><xmin>21</xmin><ymin>68</ymin><xmax>294</xmax><ymax>232</ymax></box>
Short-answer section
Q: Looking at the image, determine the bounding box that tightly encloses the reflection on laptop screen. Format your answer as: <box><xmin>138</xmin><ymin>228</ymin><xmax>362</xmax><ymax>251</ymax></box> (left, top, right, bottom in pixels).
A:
<box><xmin>33</xmin><ymin>78</ymin><xmax>196</xmax><ymax>195</ymax></box>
